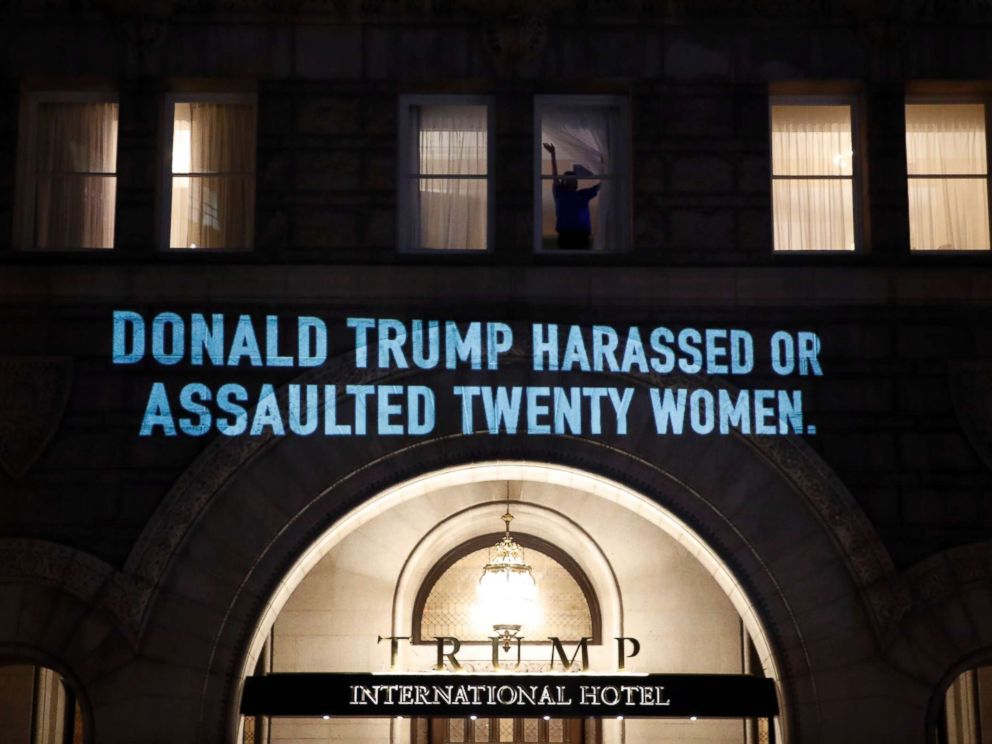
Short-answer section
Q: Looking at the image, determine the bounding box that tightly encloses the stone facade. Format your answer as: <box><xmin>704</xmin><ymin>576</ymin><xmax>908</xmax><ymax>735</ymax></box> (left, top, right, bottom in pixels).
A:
<box><xmin>0</xmin><ymin>2</ymin><xmax>991</xmax><ymax>743</ymax></box>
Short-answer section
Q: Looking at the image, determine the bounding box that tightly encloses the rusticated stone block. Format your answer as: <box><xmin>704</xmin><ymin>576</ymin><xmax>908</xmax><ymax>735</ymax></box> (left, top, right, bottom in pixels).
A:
<box><xmin>294</xmin><ymin>208</ymin><xmax>360</xmax><ymax>249</ymax></box>
<box><xmin>257</xmin><ymin>150</ymin><xmax>293</xmax><ymax>193</ymax></box>
<box><xmin>666</xmin><ymin>95</ymin><xmax>735</xmax><ymax>137</ymax></box>
<box><xmin>633</xmin><ymin>154</ymin><xmax>666</xmax><ymax>193</ymax></box>
<box><xmin>665</xmin><ymin>37</ymin><xmax>731</xmax><ymax>80</ymax></box>
<box><xmin>297</xmin><ymin>96</ymin><xmax>361</xmax><ymax>136</ymax></box>
<box><xmin>297</xmin><ymin>151</ymin><xmax>362</xmax><ymax>192</ymax></box>
<box><xmin>900</xmin><ymin>432</ymin><xmax>982</xmax><ymax>471</ymax></box>
<box><xmin>669</xmin><ymin>208</ymin><xmax>734</xmax><ymax>249</ymax></box>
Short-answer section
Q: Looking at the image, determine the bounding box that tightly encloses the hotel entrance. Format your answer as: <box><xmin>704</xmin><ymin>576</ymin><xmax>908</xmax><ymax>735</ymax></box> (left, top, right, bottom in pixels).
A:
<box><xmin>236</xmin><ymin>463</ymin><xmax>783</xmax><ymax>744</ymax></box>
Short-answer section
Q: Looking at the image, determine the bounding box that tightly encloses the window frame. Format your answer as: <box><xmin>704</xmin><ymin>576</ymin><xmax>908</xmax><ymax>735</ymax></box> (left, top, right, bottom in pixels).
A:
<box><xmin>904</xmin><ymin>94</ymin><xmax>992</xmax><ymax>253</ymax></box>
<box><xmin>158</xmin><ymin>91</ymin><xmax>258</xmax><ymax>252</ymax></box>
<box><xmin>13</xmin><ymin>89</ymin><xmax>120</xmax><ymax>252</ymax></box>
<box><xmin>533</xmin><ymin>94</ymin><xmax>631</xmax><ymax>255</ymax></box>
<box><xmin>768</xmin><ymin>93</ymin><xmax>866</xmax><ymax>254</ymax></box>
<box><xmin>397</xmin><ymin>94</ymin><xmax>495</xmax><ymax>255</ymax></box>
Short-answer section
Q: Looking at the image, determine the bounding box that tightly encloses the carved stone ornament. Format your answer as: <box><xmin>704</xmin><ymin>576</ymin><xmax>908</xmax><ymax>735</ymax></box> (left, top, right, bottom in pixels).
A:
<box><xmin>0</xmin><ymin>356</ymin><xmax>73</xmax><ymax>478</ymax></box>
<box><xmin>0</xmin><ymin>539</ymin><xmax>142</xmax><ymax>645</ymax></box>
<box><xmin>949</xmin><ymin>362</ymin><xmax>992</xmax><ymax>472</ymax></box>
<box><xmin>95</xmin><ymin>0</ymin><xmax>176</xmax><ymax>51</ymax></box>
<box><xmin>839</xmin><ymin>0</ymin><xmax>927</xmax><ymax>46</ymax></box>
<box><xmin>901</xmin><ymin>542</ymin><xmax>992</xmax><ymax>611</ymax></box>
<box><xmin>457</xmin><ymin>0</ymin><xmax>568</xmax><ymax>76</ymax></box>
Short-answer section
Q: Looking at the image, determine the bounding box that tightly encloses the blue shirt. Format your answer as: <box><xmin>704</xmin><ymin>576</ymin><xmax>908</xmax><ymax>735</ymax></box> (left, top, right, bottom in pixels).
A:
<box><xmin>552</xmin><ymin>183</ymin><xmax>600</xmax><ymax>232</ymax></box>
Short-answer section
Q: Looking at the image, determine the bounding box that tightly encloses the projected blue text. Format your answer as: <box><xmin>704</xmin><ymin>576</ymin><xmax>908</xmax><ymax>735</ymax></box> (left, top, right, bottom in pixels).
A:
<box><xmin>112</xmin><ymin>312</ymin><xmax>823</xmax><ymax>438</ymax></box>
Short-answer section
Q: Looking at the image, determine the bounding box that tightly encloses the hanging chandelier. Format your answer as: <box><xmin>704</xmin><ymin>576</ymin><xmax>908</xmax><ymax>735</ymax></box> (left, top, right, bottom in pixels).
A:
<box><xmin>477</xmin><ymin>485</ymin><xmax>538</xmax><ymax>651</ymax></box>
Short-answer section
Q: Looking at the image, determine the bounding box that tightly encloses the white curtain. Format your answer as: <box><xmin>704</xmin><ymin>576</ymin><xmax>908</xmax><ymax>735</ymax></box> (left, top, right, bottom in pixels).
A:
<box><xmin>32</xmin><ymin>667</ymin><xmax>68</xmax><ymax>744</ymax></box>
<box><xmin>170</xmin><ymin>102</ymin><xmax>255</xmax><ymax>249</ymax></box>
<box><xmin>540</xmin><ymin>105</ymin><xmax>618</xmax><ymax>251</ymax></box>
<box><xmin>34</xmin><ymin>101</ymin><xmax>118</xmax><ymax>249</ymax></box>
<box><xmin>411</xmin><ymin>105</ymin><xmax>487</xmax><ymax>251</ymax></box>
<box><xmin>945</xmin><ymin>670</ymin><xmax>980</xmax><ymax>744</ymax></box>
<box><xmin>905</xmin><ymin>103</ymin><xmax>990</xmax><ymax>251</ymax></box>
<box><xmin>771</xmin><ymin>104</ymin><xmax>855</xmax><ymax>251</ymax></box>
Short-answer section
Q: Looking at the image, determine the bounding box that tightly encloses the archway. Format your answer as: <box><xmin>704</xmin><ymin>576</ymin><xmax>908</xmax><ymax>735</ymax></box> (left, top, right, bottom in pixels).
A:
<box><xmin>122</xmin><ymin>356</ymin><xmax>891</xmax><ymax>744</ymax></box>
<box><xmin>234</xmin><ymin>462</ymin><xmax>786</xmax><ymax>744</ymax></box>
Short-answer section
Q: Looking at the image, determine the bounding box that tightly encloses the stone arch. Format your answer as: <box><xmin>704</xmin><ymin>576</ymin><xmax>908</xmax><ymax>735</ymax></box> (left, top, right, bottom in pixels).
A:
<box><xmin>237</xmin><ymin>461</ymin><xmax>787</xmax><ymax>744</ymax></box>
<box><xmin>393</xmin><ymin>498</ymin><xmax>619</xmax><ymax>648</ymax></box>
<box><xmin>0</xmin><ymin>540</ymin><xmax>139</xmax><ymax>744</ymax></box>
<box><xmin>0</xmin><ymin>648</ymin><xmax>94</xmax><ymax>744</ymax></box>
<box><xmin>925</xmin><ymin>646</ymin><xmax>992</xmax><ymax>744</ymax></box>
<box><xmin>883</xmin><ymin>541</ymin><xmax>992</xmax><ymax>743</ymax></box>
<box><xmin>408</xmin><ymin>531</ymin><xmax>602</xmax><ymax>644</ymax></box>
<box><xmin>119</xmin><ymin>353</ymin><xmax>895</xmax><ymax>744</ymax></box>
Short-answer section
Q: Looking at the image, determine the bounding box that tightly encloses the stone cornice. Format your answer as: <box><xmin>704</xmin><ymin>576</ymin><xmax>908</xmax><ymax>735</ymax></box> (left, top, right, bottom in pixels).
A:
<box><xmin>1</xmin><ymin>265</ymin><xmax>992</xmax><ymax>307</ymax></box>
<box><xmin>5</xmin><ymin>0</ymin><xmax>991</xmax><ymax>21</ymax></box>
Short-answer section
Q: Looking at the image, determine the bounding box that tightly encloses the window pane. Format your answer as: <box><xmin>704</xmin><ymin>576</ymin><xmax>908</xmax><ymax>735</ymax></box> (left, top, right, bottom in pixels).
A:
<box><xmin>499</xmin><ymin>719</ymin><xmax>514</xmax><ymax>742</ymax></box>
<box><xmin>548</xmin><ymin>720</ymin><xmax>564</xmax><ymax>743</ymax></box>
<box><xmin>449</xmin><ymin>720</ymin><xmax>465</xmax><ymax>743</ymax></box>
<box><xmin>905</xmin><ymin>103</ymin><xmax>987</xmax><ymax>175</ymax></box>
<box><xmin>416</xmin><ymin>177</ymin><xmax>487</xmax><ymax>251</ymax></box>
<box><xmin>771</xmin><ymin>105</ymin><xmax>853</xmax><ymax>176</ymax></box>
<box><xmin>35</xmin><ymin>174</ymin><xmax>116</xmax><ymax>249</ymax></box>
<box><xmin>172</xmin><ymin>102</ymin><xmax>255</xmax><ymax>174</ymax></box>
<box><xmin>908</xmin><ymin>177</ymin><xmax>990</xmax><ymax>250</ymax></box>
<box><xmin>416</xmin><ymin>106</ymin><xmax>487</xmax><ymax>176</ymax></box>
<box><xmin>522</xmin><ymin>720</ymin><xmax>539</xmax><ymax>743</ymax></box>
<box><xmin>31</xmin><ymin>101</ymin><xmax>117</xmax><ymax>249</ymax></box>
<box><xmin>772</xmin><ymin>178</ymin><xmax>855</xmax><ymax>251</ymax></box>
<box><xmin>541</xmin><ymin>177</ymin><xmax>605</xmax><ymax>251</ymax></box>
<box><xmin>419</xmin><ymin>544</ymin><xmax>593</xmax><ymax>642</ymax></box>
<box><xmin>539</xmin><ymin>103</ymin><xmax>622</xmax><ymax>252</ymax></box>
<box><xmin>474</xmin><ymin>718</ymin><xmax>490</xmax><ymax>742</ymax></box>
<box><xmin>405</xmin><ymin>103</ymin><xmax>488</xmax><ymax>251</ymax></box>
<box><xmin>36</xmin><ymin>102</ymin><xmax>118</xmax><ymax>174</ymax></box>
<box><xmin>170</xmin><ymin>175</ymin><xmax>255</xmax><ymax>249</ymax></box>
<box><xmin>170</xmin><ymin>101</ymin><xmax>255</xmax><ymax>250</ymax></box>
<box><xmin>540</xmin><ymin>106</ymin><xmax>615</xmax><ymax>177</ymax></box>
<box><xmin>942</xmin><ymin>667</ymin><xmax>989</xmax><ymax>744</ymax></box>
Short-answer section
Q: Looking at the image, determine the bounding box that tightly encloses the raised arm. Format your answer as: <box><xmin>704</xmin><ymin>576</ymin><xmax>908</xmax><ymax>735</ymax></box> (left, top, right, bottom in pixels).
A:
<box><xmin>542</xmin><ymin>142</ymin><xmax>560</xmax><ymax>183</ymax></box>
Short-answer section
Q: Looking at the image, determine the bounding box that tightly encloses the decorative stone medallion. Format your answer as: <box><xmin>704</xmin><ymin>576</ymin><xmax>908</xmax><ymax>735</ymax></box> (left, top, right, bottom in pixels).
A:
<box><xmin>0</xmin><ymin>356</ymin><xmax>72</xmax><ymax>478</ymax></box>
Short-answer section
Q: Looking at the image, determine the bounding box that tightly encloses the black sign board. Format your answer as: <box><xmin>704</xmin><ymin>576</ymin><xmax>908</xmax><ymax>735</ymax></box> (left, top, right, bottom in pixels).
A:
<box><xmin>241</xmin><ymin>673</ymin><xmax>779</xmax><ymax>719</ymax></box>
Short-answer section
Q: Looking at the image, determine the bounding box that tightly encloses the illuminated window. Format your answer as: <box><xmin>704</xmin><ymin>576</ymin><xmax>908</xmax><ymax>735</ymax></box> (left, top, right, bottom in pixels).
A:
<box><xmin>771</xmin><ymin>100</ymin><xmax>858</xmax><ymax>251</ymax></box>
<box><xmin>15</xmin><ymin>94</ymin><xmax>118</xmax><ymax>249</ymax></box>
<box><xmin>535</xmin><ymin>96</ymin><xmax>629</xmax><ymax>252</ymax></box>
<box><xmin>164</xmin><ymin>95</ymin><xmax>256</xmax><ymax>250</ymax></box>
<box><xmin>413</xmin><ymin>533</ymin><xmax>599</xmax><ymax>644</ymax></box>
<box><xmin>399</xmin><ymin>97</ymin><xmax>491</xmax><ymax>252</ymax></box>
<box><xmin>906</xmin><ymin>102</ymin><xmax>991</xmax><ymax>251</ymax></box>
<box><xmin>937</xmin><ymin>665</ymin><xmax>992</xmax><ymax>744</ymax></box>
<box><xmin>0</xmin><ymin>664</ymin><xmax>85</xmax><ymax>743</ymax></box>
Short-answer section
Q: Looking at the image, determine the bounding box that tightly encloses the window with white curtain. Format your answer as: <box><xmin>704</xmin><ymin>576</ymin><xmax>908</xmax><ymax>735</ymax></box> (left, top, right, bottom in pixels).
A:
<box><xmin>16</xmin><ymin>94</ymin><xmax>118</xmax><ymax>250</ymax></box>
<box><xmin>399</xmin><ymin>97</ymin><xmax>491</xmax><ymax>252</ymax></box>
<box><xmin>535</xmin><ymin>96</ymin><xmax>628</xmax><ymax>252</ymax></box>
<box><xmin>905</xmin><ymin>102</ymin><xmax>991</xmax><ymax>251</ymax></box>
<box><xmin>771</xmin><ymin>101</ymin><xmax>858</xmax><ymax>252</ymax></box>
<box><xmin>165</xmin><ymin>95</ymin><xmax>256</xmax><ymax>250</ymax></box>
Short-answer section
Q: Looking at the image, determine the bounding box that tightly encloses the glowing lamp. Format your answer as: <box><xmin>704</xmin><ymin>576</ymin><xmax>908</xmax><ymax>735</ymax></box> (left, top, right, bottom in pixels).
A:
<box><xmin>477</xmin><ymin>490</ymin><xmax>538</xmax><ymax>650</ymax></box>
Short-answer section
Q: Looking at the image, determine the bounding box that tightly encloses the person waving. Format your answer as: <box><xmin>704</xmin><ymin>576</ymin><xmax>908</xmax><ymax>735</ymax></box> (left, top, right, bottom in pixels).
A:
<box><xmin>543</xmin><ymin>141</ymin><xmax>602</xmax><ymax>250</ymax></box>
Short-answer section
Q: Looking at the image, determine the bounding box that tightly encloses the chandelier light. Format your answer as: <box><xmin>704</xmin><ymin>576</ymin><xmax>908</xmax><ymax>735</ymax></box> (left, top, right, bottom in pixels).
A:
<box><xmin>477</xmin><ymin>485</ymin><xmax>538</xmax><ymax>651</ymax></box>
